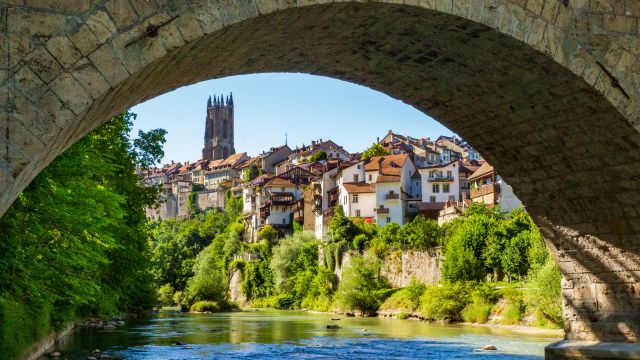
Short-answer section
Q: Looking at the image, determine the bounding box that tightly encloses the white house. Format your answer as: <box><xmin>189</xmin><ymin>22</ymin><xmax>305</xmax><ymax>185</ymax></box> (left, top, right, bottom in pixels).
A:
<box><xmin>419</xmin><ymin>160</ymin><xmax>460</xmax><ymax>204</ymax></box>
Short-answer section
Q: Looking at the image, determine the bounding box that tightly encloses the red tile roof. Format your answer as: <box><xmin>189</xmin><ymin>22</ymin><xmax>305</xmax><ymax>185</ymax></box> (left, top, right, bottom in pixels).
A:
<box><xmin>342</xmin><ymin>182</ymin><xmax>375</xmax><ymax>193</ymax></box>
<box><xmin>376</xmin><ymin>175</ymin><xmax>401</xmax><ymax>183</ymax></box>
<box><xmin>364</xmin><ymin>153</ymin><xmax>409</xmax><ymax>176</ymax></box>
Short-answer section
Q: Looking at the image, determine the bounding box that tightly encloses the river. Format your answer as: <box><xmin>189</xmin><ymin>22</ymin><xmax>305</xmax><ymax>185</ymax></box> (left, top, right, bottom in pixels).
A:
<box><xmin>43</xmin><ymin>310</ymin><xmax>561</xmax><ymax>359</ymax></box>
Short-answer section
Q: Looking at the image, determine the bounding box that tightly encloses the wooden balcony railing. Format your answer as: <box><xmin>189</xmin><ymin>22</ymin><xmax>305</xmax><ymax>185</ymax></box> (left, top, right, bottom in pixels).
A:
<box><xmin>375</xmin><ymin>207</ymin><xmax>390</xmax><ymax>214</ymax></box>
<box><xmin>385</xmin><ymin>193</ymin><xmax>400</xmax><ymax>200</ymax></box>
<box><xmin>470</xmin><ymin>184</ymin><xmax>499</xmax><ymax>198</ymax></box>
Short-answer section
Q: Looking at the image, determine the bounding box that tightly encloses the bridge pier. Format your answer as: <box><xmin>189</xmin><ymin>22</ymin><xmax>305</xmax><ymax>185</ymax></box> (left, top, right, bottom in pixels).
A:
<box><xmin>538</xmin><ymin>217</ymin><xmax>640</xmax><ymax>345</ymax></box>
<box><xmin>546</xmin><ymin>341</ymin><xmax>640</xmax><ymax>359</ymax></box>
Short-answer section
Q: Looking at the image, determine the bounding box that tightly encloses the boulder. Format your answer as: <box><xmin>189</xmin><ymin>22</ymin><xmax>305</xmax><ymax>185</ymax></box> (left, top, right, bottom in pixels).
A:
<box><xmin>326</xmin><ymin>325</ymin><xmax>340</xmax><ymax>329</ymax></box>
<box><xmin>482</xmin><ymin>345</ymin><xmax>497</xmax><ymax>351</ymax></box>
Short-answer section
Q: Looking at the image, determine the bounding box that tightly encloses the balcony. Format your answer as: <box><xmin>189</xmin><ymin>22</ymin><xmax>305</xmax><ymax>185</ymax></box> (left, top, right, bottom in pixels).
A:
<box><xmin>385</xmin><ymin>193</ymin><xmax>400</xmax><ymax>200</ymax></box>
<box><xmin>259</xmin><ymin>204</ymin><xmax>270</xmax><ymax>218</ymax></box>
<box><xmin>470</xmin><ymin>184</ymin><xmax>500</xmax><ymax>198</ymax></box>
<box><xmin>270</xmin><ymin>192</ymin><xmax>294</xmax><ymax>206</ymax></box>
<box><xmin>292</xmin><ymin>198</ymin><xmax>304</xmax><ymax>212</ymax></box>
<box><xmin>293</xmin><ymin>210</ymin><xmax>304</xmax><ymax>223</ymax></box>
<box><xmin>427</xmin><ymin>176</ymin><xmax>454</xmax><ymax>183</ymax></box>
<box><xmin>323</xmin><ymin>207</ymin><xmax>335</xmax><ymax>225</ymax></box>
<box><xmin>375</xmin><ymin>206</ymin><xmax>390</xmax><ymax>214</ymax></box>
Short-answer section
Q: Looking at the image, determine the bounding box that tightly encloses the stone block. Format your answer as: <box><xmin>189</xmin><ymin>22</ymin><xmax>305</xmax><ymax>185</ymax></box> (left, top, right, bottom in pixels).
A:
<box><xmin>105</xmin><ymin>0</ymin><xmax>139</xmax><ymax>30</ymax></box>
<box><xmin>26</xmin><ymin>0</ymin><xmax>90</xmax><ymax>13</ymax></box>
<box><xmin>24</xmin><ymin>45</ymin><xmax>61</xmax><ymax>84</ymax></box>
<box><xmin>173</xmin><ymin>11</ymin><xmax>204</xmax><ymax>43</ymax></box>
<box><xmin>71</xmin><ymin>58</ymin><xmax>111</xmax><ymax>100</ymax></box>
<box><xmin>14</xmin><ymin>65</ymin><xmax>46</xmax><ymax>100</ymax></box>
<box><xmin>49</xmin><ymin>72</ymin><xmax>93</xmax><ymax>115</ymax></box>
<box><xmin>69</xmin><ymin>24</ymin><xmax>101</xmax><ymax>56</ymax></box>
<box><xmin>46</xmin><ymin>36</ymin><xmax>82</xmax><ymax>69</ymax></box>
<box><xmin>85</xmin><ymin>11</ymin><xmax>117</xmax><ymax>43</ymax></box>
<box><xmin>88</xmin><ymin>43</ymin><xmax>129</xmax><ymax>86</ymax></box>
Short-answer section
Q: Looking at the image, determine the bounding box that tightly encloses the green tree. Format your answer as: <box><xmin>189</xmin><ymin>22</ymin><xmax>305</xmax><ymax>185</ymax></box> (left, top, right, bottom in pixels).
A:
<box><xmin>158</xmin><ymin>284</ymin><xmax>175</xmax><ymax>306</ymax></box>
<box><xmin>360</xmin><ymin>143</ymin><xmax>390</xmax><ymax>160</ymax></box>
<box><xmin>0</xmin><ymin>111</ymin><xmax>165</xmax><ymax>357</ymax></box>
<box><xmin>308</xmin><ymin>150</ymin><xmax>328</xmax><ymax>162</ymax></box>
<box><xmin>502</xmin><ymin>231</ymin><xmax>532</xmax><ymax>279</ymax></box>
<box><xmin>407</xmin><ymin>216</ymin><xmax>442</xmax><ymax>249</ymax></box>
<box><xmin>329</xmin><ymin>206</ymin><xmax>358</xmax><ymax>243</ymax></box>
<box><xmin>336</xmin><ymin>254</ymin><xmax>390</xmax><ymax>316</ymax></box>
<box><xmin>258</xmin><ymin>224</ymin><xmax>278</xmax><ymax>242</ymax></box>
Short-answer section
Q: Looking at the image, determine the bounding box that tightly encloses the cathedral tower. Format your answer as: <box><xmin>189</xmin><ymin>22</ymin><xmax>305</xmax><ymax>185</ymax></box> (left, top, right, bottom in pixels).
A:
<box><xmin>202</xmin><ymin>93</ymin><xmax>235</xmax><ymax>161</ymax></box>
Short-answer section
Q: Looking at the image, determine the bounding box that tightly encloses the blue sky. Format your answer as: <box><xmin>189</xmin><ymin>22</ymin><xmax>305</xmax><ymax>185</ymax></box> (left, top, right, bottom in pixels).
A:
<box><xmin>131</xmin><ymin>73</ymin><xmax>454</xmax><ymax>164</ymax></box>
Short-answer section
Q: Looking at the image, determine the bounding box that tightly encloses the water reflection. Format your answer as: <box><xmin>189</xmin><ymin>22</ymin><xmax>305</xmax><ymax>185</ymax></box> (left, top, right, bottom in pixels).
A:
<box><xmin>45</xmin><ymin>310</ymin><xmax>559</xmax><ymax>359</ymax></box>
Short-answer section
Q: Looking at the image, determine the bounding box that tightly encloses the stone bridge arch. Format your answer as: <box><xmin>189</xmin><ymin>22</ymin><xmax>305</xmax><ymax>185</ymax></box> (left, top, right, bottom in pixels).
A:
<box><xmin>3</xmin><ymin>0</ymin><xmax>640</xmax><ymax>351</ymax></box>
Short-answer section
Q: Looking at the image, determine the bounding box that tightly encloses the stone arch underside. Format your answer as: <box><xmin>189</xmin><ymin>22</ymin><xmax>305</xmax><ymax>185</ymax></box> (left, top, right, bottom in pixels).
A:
<box><xmin>4</xmin><ymin>0</ymin><xmax>640</xmax><ymax>346</ymax></box>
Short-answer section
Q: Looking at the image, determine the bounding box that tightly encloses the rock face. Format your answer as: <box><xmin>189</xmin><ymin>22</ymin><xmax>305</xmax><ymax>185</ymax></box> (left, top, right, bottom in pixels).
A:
<box><xmin>381</xmin><ymin>249</ymin><xmax>442</xmax><ymax>288</ymax></box>
<box><xmin>337</xmin><ymin>249</ymin><xmax>441</xmax><ymax>288</ymax></box>
<box><xmin>228</xmin><ymin>269</ymin><xmax>247</xmax><ymax>307</ymax></box>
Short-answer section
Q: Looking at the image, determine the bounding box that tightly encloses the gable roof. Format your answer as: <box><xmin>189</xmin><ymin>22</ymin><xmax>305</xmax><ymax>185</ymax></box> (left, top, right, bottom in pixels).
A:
<box><xmin>364</xmin><ymin>153</ymin><xmax>409</xmax><ymax>176</ymax></box>
<box><xmin>342</xmin><ymin>182</ymin><xmax>375</xmax><ymax>194</ymax></box>
<box><xmin>468</xmin><ymin>162</ymin><xmax>495</xmax><ymax>181</ymax></box>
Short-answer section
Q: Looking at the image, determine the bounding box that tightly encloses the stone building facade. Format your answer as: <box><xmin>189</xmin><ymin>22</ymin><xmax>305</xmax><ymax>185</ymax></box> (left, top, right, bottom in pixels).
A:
<box><xmin>202</xmin><ymin>93</ymin><xmax>235</xmax><ymax>161</ymax></box>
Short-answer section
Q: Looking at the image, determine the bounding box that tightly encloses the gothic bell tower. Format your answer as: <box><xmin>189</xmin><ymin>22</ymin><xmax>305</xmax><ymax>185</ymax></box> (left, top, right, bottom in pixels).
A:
<box><xmin>202</xmin><ymin>92</ymin><xmax>235</xmax><ymax>161</ymax></box>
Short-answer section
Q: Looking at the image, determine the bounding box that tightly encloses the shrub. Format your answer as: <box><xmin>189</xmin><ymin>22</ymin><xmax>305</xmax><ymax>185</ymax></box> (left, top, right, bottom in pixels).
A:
<box><xmin>525</xmin><ymin>256</ymin><xmax>562</xmax><ymax>328</ymax></box>
<box><xmin>190</xmin><ymin>301</ymin><xmax>220</xmax><ymax>313</ymax></box>
<box><xmin>396</xmin><ymin>312</ymin><xmax>410</xmax><ymax>320</ymax></box>
<box><xmin>258</xmin><ymin>225</ymin><xmax>278</xmax><ymax>242</ymax></box>
<box><xmin>406</xmin><ymin>278</ymin><xmax>427</xmax><ymax>308</ymax></box>
<box><xmin>419</xmin><ymin>282</ymin><xmax>470</xmax><ymax>322</ymax></box>
<box><xmin>266</xmin><ymin>294</ymin><xmax>295</xmax><ymax>309</ymax></box>
<box><xmin>157</xmin><ymin>284</ymin><xmax>175</xmax><ymax>306</ymax></box>
<box><xmin>380</xmin><ymin>288</ymin><xmax>415</xmax><ymax>312</ymax></box>
<box><xmin>462</xmin><ymin>302</ymin><xmax>492</xmax><ymax>323</ymax></box>
<box><xmin>353</xmin><ymin>234</ymin><xmax>368</xmax><ymax>250</ymax></box>
<box><xmin>301</xmin><ymin>295</ymin><xmax>333</xmax><ymax>312</ymax></box>
<box><xmin>336</xmin><ymin>254</ymin><xmax>390</xmax><ymax>316</ymax></box>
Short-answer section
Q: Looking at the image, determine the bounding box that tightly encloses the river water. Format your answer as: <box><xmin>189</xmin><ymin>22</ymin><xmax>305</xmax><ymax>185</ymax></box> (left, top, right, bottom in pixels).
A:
<box><xmin>45</xmin><ymin>310</ymin><xmax>561</xmax><ymax>359</ymax></box>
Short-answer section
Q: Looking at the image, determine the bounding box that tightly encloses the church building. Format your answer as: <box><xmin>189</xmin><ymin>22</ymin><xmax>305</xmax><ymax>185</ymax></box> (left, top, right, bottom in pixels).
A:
<box><xmin>202</xmin><ymin>93</ymin><xmax>235</xmax><ymax>161</ymax></box>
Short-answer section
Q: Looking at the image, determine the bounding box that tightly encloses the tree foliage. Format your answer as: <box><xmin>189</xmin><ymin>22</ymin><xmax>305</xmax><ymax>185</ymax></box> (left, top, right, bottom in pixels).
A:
<box><xmin>360</xmin><ymin>143</ymin><xmax>390</xmax><ymax>160</ymax></box>
<box><xmin>0</xmin><ymin>111</ymin><xmax>165</xmax><ymax>358</ymax></box>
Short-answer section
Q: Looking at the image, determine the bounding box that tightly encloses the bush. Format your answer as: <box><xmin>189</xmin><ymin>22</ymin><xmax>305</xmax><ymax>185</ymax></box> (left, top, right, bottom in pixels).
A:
<box><xmin>525</xmin><ymin>256</ymin><xmax>562</xmax><ymax>328</ymax></box>
<box><xmin>462</xmin><ymin>302</ymin><xmax>492</xmax><ymax>323</ymax></box>
<box><xmin>336</xmin><ymin>254</ymin><xmax>390</xmax><ymax>316</ymax></box>
<box><xmin>258</xmin><ymin>225</ymin><xmax>278</xmax><ymax>242</ymax></box>
<box><xmin>266</xmin><ymin>294</ymin><xmax>295</xmax><ymax>309</ymax></box>
<box><xmin>301</xmin><ymin>295</ymin><xmax>333</xmax><ymax>312</ymax></box>
<box><xmin>380</xmin><ymin>288</ymin><xmax>415</xmax><ymax>312</ymax></box>
<box><xmin>396</xmin><ymin>312</ymin><xmax>410</xmax><ymax>320</ymax></box>
<box><xmin>157</xmin><ymin>284</ymin><xmax>175</xmax><ymax>306</ymax></box>
<box><xmin>190</xmin><ymin>301</ymin><xmax>220</xmax><ymax>313</ymax></box>
<box><xmin>419</xmin><ymin>282</ymin><xmax>470</xmax><ymax>322</ymax></box>
<box><xmin>353</xmin><ymin>234</ymin><xmax>368</xmax><ymax>250</ymax></box>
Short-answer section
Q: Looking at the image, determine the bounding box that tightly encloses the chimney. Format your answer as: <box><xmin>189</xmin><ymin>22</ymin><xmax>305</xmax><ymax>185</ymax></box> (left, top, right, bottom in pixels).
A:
<box><xmin>377</xmin><ymin>137</ymin><xmax>380</xmax><ymax>143</ymax></box>
<box><xmin>311</xmin><ymin>140</ymin><xmax>316</xmax><ymax>146</ymax></box>
<box><xmin>378</xmin><ymin>157</ymin><xmax>384</xmax><ymax>175</ymax></box>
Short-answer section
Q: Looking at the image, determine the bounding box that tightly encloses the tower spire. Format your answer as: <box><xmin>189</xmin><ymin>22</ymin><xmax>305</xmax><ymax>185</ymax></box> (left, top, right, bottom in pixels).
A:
<box><xmin>207</xmin><ymin>95</ymin><xmax>212</xmax><ymax>107</ymax></box>
<box><xmin>229</xmin><ymin>92</ymin><xmax>233</xmax><ymax>105</ymax></box>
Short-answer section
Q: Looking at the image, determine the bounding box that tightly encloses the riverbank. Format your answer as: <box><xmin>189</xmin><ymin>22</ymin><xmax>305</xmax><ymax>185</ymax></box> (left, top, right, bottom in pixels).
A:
<box><xmin>255</xmin><ymin>307</ymin><xmax>565</xmax><ymax>338</ymax></box>
<box><xmin>24</xmin><ymin>324</ymin><xmax>75</xmax><ymax>360</ymax></box>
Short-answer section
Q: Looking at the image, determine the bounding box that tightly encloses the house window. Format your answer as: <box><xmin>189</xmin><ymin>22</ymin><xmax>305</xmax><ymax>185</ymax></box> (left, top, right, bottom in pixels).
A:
<box><xmin>353</xmin><ymin>174</ymin><xmax>359</xmax><ymax>182</ymax></box>
<box><xmin>357</xmin><ymin>164</ymin><xmax>361</xmax><ymax>169</ymax></box>
<box><xmin>449</xmin><ymin>195</ymin><xmax>456</xmax><ymax>202</ymax></box>
<box><xmin>432</xmin><ymin>184</ymin><xmax>439</xmax><ymax>193</ymax></box>
<box><xmin>352</xmin><ymin>194</ymin><xmax>359</xmax><ymax>203</ymax></box>
<box><xmin>282</xmin><ymin>218</ymin><xmax>286</xmax><ymax>224</ymax></box>
<box><xmin>355</xmin><ymin>210</ymin><xmax>361</xmax><ymax>217</ymax></box>
<box><xmin>430</xmin><ymin>196</ymin><xmax>436</xmax><ymax>203</ymax></box>
<box><xmin>443</xmin><ymin>184</ymin><xmax>450</xmax><ymax>193</ymax></box>
<box><xmin>368</xmin><ymin>174</ymin><xmax>372</xmax><ymax>181</ymax></box>
<box><xmin>386</xmin><ymin>217</ymin><xmax>391</xmax><ymax>223</ymax></box>
<box><xmin>344</xmin><ymin>195</ymin><xmax>347</xmax><ymax>204</ymax></box>
<box><xmin>447</xmin><ymin>170</ymin><xmax>452</xmax><ymax>178</ymax></box>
